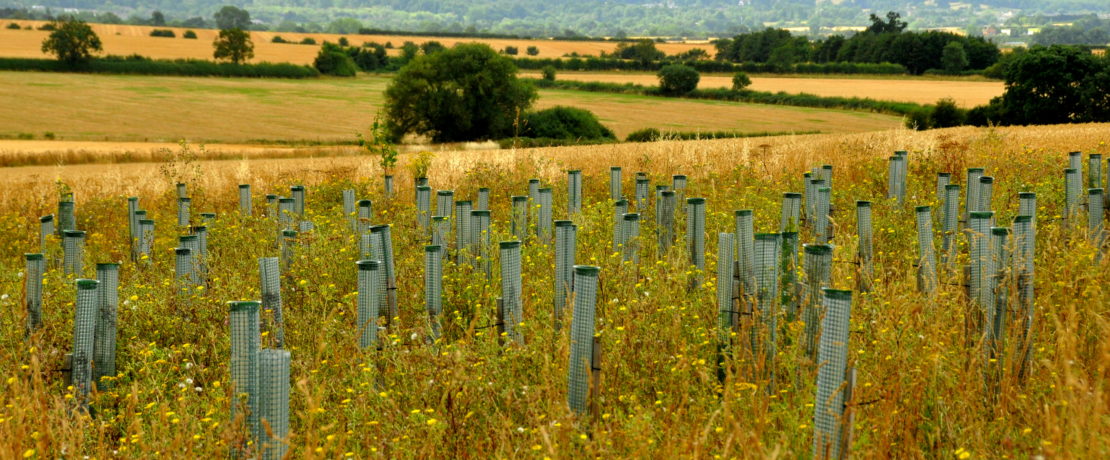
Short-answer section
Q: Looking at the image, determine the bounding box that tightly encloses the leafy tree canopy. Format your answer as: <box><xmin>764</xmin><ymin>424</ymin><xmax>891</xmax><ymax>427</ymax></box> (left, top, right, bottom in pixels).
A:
<box><xmin>40</xmin><ymin>18</ymin><xmax>102</xmax><ymax>66</ymax></box>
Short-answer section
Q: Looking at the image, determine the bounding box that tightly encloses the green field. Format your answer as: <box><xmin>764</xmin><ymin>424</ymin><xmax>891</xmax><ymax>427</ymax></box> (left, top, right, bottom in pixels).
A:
<box><xmin>0</xmin><ymin>71</ymin><xmax>902</xmax><ymax>144</ymax></box>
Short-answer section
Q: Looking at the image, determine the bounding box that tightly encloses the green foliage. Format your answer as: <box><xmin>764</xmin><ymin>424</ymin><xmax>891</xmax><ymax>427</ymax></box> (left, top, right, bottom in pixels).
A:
<box><xmin>214</xmin><ymin>5</ymin><xmax>250</xmax><ymax>30</ymax></box>
<box><xmin>0</xmin><ymin>56</ymin><xmax>319</xmax><ymax>78</ymax></box>
<box><xmin>940</xmin><ymin>41</ymin><xmax>968</xmax><ymax>72</ymax></box>
<box><xmin>6</xmin><ymin>23</ymin><xmax>22</xmax><ymax>30</ymax></box>
<box><xmin>183</xmin><ymin>30</ymin><xmax>198</xmax><ymax>39</ymax></box>
<box><xmin>337</xmin><ymin>37</ymin><xmax>349</xmax><ymax>47</ymax></box>
<box><xmin>272</xmin><ymin>35</ymin><xmax>287</xmax><ymax>43</ymax></box>
<box><xmin>510</xmin><ymin>56</ymin><xmax>908</xmax><ymax>75</ymax></box>
<box><xmin>149</xmin><ymin>29</ymin><xmax>176</xmax><ymax>38</ymax></box>
<box><xmin>407</xmin><ymin>151</ymin><xmax>434</xmax><ymax>179</ymax></box>
<box><xmin>420</xmin><ymin>41</ymin><xmax>445</xmax><ymax>55</ymax></box>
<box><xmin>313</xmin><ymin>42</ymin><xmax>358</xmax><ymax>76</ymax></box>
<box><xmin>541</xmin><ymin>65</ymin><xmax>556</xmax><ymax>81</ymax></box>
<box><xmin>866</xmin><ymin>11</ymin><xmax>908</xmax><ymax>34</ymax></box>
<box><xmin>526</xmin><ymin>46</ymin><xmax>539</xmax><ymax>56</ymax></box>
<box><xmin>904</xmin><ymin>106</ymin><xmax>933</xmax><ymax>130</ymax></box>
<box><xmin>731</xmin><ymin>71</ymin><xmax>751</xmax><ymax>91</ymax></box>
<box><xmin>40</xmin><ymin>18</ymin><xmax>103</xmax><ymax>66</ymax></box>
<box><xmin>610</xmin><ymin>39</ymin><xmax>664</xmax><ymax>64</ymax></box>
<box><xmin>384</xmin><ymin>43</ymin><xmax>537</xmax><ymax>143</ymax></box>
<box><xmin>503</xmin><ymin>46</ymin><xmax>519</xmax><ymax>55</ymax></box>
<box><xmin>300</xmin><ymin>37</ymin><xmax>316</xmax><ymax>45</ymax></box>
<box><xmin>974</xmin><ymin>45</ymin><xmax>1110</xmax><ymax>126</ymax></box>
<box><xmin>521</xmin><ymin>106</ymin><xmax>614</xmax><ymax>141</ymax></box>
<box><xmin>358</xmin><ymin>115</ymin><xmax>399</xmax><ymax>174</ymax></box>
<box><xmin>657</xmin><ymin>64</ymin><xmax>699</xmax><ymax>95</ymax></box>
<box><xmin>212</xmin><ymin>28</ymin><xmax>254</xmax><ymax>64</ymax></box>
<box><xmin>625</xmin><ymin>127</ymin><xmax>660</xmax><ymax>142</ymax></box>
<box><xmin>399</xmin><ymin>41</ymin><xmax>419</xmax><ymax>61</ymax></box>
<box><xmin>929</xmin><ymin>98</ymin><xmax>967</xmax><ymax>128</ymax></box>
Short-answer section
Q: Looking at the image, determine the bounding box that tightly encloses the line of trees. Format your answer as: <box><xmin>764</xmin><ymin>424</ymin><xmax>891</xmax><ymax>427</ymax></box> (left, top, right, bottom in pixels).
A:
<box><xmin>714</xmin><ymin>12</ymin><xmax>1001</xmax><ymax>75</ymax></box>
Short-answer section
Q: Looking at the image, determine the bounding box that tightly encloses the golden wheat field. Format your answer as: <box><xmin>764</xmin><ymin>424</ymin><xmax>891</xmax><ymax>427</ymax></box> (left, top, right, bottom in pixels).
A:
<box><xmin>0</xmin><ymin>71</ymin><xmax>902</xmax><ymax>144</ymax></box>
<box><xmin>0</xmin><ymin>20</ymin><xmax>714</xmax><ymax>63</ymax></box>
<box><xmin>0</xmin><ymin>123</ymin><xmax>1107</xmax><ymax>457</ymax></box>
<box><xmin>522</xmin><ymin>71</ymin><xmax>1005</xmax><ymax>107</ymax></box>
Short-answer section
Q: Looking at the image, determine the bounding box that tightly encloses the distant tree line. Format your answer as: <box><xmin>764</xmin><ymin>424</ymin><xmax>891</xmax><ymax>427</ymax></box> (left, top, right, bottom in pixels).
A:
<box><xmin>1032</xmin><ymin>16</ymin><xmax>1110</xmax><ymax>46</ymax></box>
<box><xmin>714</xmin><ymin>13</ymin><xmax>1000</xmax><ymax>75</ymax></box>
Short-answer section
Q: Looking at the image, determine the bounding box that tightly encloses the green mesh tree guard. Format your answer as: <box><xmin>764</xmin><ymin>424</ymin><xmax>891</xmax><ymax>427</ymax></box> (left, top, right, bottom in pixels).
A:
<box><xmin>424</xmin><ymin>245</ymin><xmax>444</xmax><ymax>340</ymax></box>
<box><xmin>176</xmin><ymin>182</ymin><xmax>188</xmax><ymax>199</ymax></box>
<box><xmin>635</xmin><ymin>177</ymin><xmax>650</xmax><ymax>210</ymax></box>
<box><xmin>139</xmin><ymin>219</ymin><xmax>154</xmax><ymax>260</ymax></box>
<box><xmin>415</xmin><ymin>177</ymin><xmax>429</xmax><ymax>202</ymax></box>
<box><xmin>966</xmin><ymin>168</ymin><xmax>984</xmax><ymax>219</ymax></box>
<box><xmin>1012</xmin><ymin>215</ymin><xmax>1036</xmax><ymax>379</ymax></box>
<box><xmin>201</xmin><ymin>213</ymin><xmax>217</xmax><ymax>225</ymax></box>
<box><xmin>259</xmin><ymin>257</ymin><xmax>284</xmax><ymax>348</ymax></box>
<box><xmin>654</xmin><ymin>185</ymin><xmax>669</xmax><ymax>229</ymax></box>
<box><xmin>472</xmin><ymin>210</ymin><xmax>492</xmax><ymax>277</ymax></box>
<box><xmin>180</xmin><ymin>234</ymin><xmax>200</xmax><ymax>279</ymax></box>
<box><xmin>613</xmin><ymin>199</ymin><xmax>629</xmax><ymax>252</ymax></box>
<box><xmin>277</xmin><ymin>198</ymin><xmax>295</xmax><ymax>229</ymax></box>
<box><xmin>816</xmin><ymin>187</ymin><xmax>831</xmax><ymax>244</ymax></box>
<box><xmin>436</xmin><ymin>190</ymin><xmax>454</xmax><ymax>219</ymax></box>
<box><xmin>193</xmin><ymin>226</ymin><xmax>209</xmax><ymax>280</ymax></box>
<box><xmin>813</xmin><ymin>288</ymin><xmax>853</xmax><ymax>460</ymax></box>
<box><xmin>937</xmin><ymin>173</ymin><xmax>951</xmax><ymax>203</ymax></box>
<box><xmin>887</xmin><ymin>156</ymin><xmax>903</xmax><ymax>202</ymax></box>
<box><xmin>610</xmin><ymin>167</ymin><xmax>622</xmax><ymax>201</ymax></box>
<box><xmin>855</xmin><ymin>202</ymin><xmax>873</xmax><ymax>293</ymax></box>
<box><xmin>658</xmin><ymin>191</ymin><xmax>677</xmax><ymax>254</ymax></box>
<box><xmin>416</xmin><ymin>186</ymin><xmax>432</xmax><ymax>230</ymax></box>
<box><xmin>500</xmin><ymin>241</ymin><xmax>524</xmax><ymax>344</ymax></box>
<box><xmin>266</xmin><ymin>195</ymin><xmax>278</xmax><ymax>219</ymax></box>
<box><xmin>385</xmin><ymin>175</ymin><xmax>394</xmax><ymax>197</ymax></box>
<box><xmin>229</xmin><ymin>300</ymin><xmax>261</xmax><ymax>450</ymax></box>
<box><xmin>280</xmin><ymin>230</ymin><xmax>297</xmax><ymax>269</ymax></box>
<box><xmin>93</xmin><ymin>263</ymin><xmax>119</xmax><ymax>387</ymax></box>
<box><xmin>342</xmin><ymin>189</ymin><xmax>356</xmax><ymax>231</ymax></box>
<box><xmin>780</xmin><ymin>193</ymin><xmax>802</xmax><ymax>232</ymax></box>
<box><xmin>1019</xmin><ymin>192</ymin><xmax>1037</xmax><ymax>226</ymax></box>
<box><xmin>58</xmin><ymin>200</ymin><xmax>75</xmax><ymax>235</ymax></box>
<box><xmin>687</xmin><ymin>198</ymin><xmax>706</xmax><ymax>275</ymax></box>
<box><xmin>177</xmin><ymin>197</ymin><xmax>191</xmax><ymax>227</ymax></box>
<box><xmin>804</xmin><ymin>172</ymin><xmax>815</xmax><ymax>225</ymax></box>
<box><xmin>780</xmin><ymin>231</ymin><xmax>799</xmax><ymax>320</ymax></box>
<box><xmin>290</xmin><ymin>185</ymin><xmax>305</xmax><ymax>216</ymax></box>
<box><xmin>371</xmin><ymin>225</ymin><xmax>398</xmax><ymax>320</ymax></box>
<box><xmin>1068</xmin><ymin>151</ymin><xmax>1082</xmax><ymax>171</ymax></box>
<box><xmin>298</xmin><ymin>221</ymin><xmax>314</xmax><ymax>233</ymax></box>
<box><xmin>128</xmin><ymin>197</ymin><xmax>139</xmax><ymax>260</ymax></box>
<box><xmin>528</xmin><ymin>179</ymin><xmax>540</xmax><ymax>207</ymax></box>
<box><xmin>1090</xmin><ymin>154</ymin><xmax>1103</xmax><ymax>189</ymax></box>
<box><xmin>432</xmin><ymin>216</ymin><xmax>449</xmax><ymax>259</ymax></box>
<box><xmin>735</xmin><ymin>210</ymin><xmax>755</xmax><ymax>297</ymax></box>
<box><xmin>568</xmin><ymin>170</ymin><xmax>583</xmax><ymax>215</ymax></box>
<box><xmin>455</xmin><ymin>200</ymin><xmax>473</xmax><ymax>262</ymax></box>
<box><xmin>1066</xmin><ymin>168</ymin><xmax>1083</xmax><ymax>224</ymax></box>
<box><xmin>819</xmin><ymin>164</ymin><xmax>833</xmax><ymax>184</ymax></box>
<box><xmin>802</xmin><ymin>244</ymin><xmax>833</xmax><ymax>356</ymax></box>
<box><xmin>39</xmin><ymin>215</ymin><xmax>54</xmax><ymax>251</ymax></box>
<box><xmin>359</xmin><ymin>231</ymin><xmax>372</xmax><ymax>257</ymax></box>
<box><xmin>567</xmin><ymin>265</ymin><xmax>600</xmax><ymax>415</ymax></box>
<box><xmin>257</xmin><ymin>348</ymin><xmax>290</xmax><ymax>460</ymax></box>
<box><xmin>621</xmin><ymin>213</ymin><xmax>641</xmax><ymax>263</ymax></box>
<box><xmin>511</xmin><ymin>196</ymin><xmax>528</xmax><ymax>241</ymax></box>
<box><xmin>915</xmin><ymin>206</ymin><xmax>938</xmax><ymax>294</ymax></box>
<box><xmin>716</xmin><ymin>232</ymin><xmax>736</xmax><ymax>341</ymax></box>
<box><xmin>357</xmin><ymin>199</ymin><xmax>373</xmax><ymax>235</ymax></box>
<box><xmin>175</xmin><ymin>248</ymin><xmax>195</xmax><ymax>289</ymax></box>
<box><xmin>1090</xmin><ymin>189</ymin><xmax>1106</xmax><ymax>258</ymax></box>
<box><xmin>754</xmin><ymin>233</ymin><xmax>782</xmax><ymax>376</ymax></box>
<box><xmin>477</xmin><ymin>187</ymin><xmax>490</xmax><ymax>212</ymax></box>
<box><xmin>985</xmin><ymin>227</ymin><xmax>1010</xmax><ymax>364</ymax></box>
<box><xmin>24</xmin><ymin>254</ymin><xmax>44</xmax><ymax>335</ymax></box>
<box><xmin>239</xmin><ymin>185</ymin><xmax>252</xmax><ymax>217</ymax></box>
<box><xmin>673</xmin><ymin>174</ymin><xmax>687</xmax><ymax>196</ymax></box>
<box><xmin>942</xmin><ymin>185</ymin><xmax>961</xmax><ymax>267</ymax></box>
<box><xmin>554</xmin><ymin>222</ymin><xmax>576</xmax><ymax>326</ymax></box>
<box><xmin>357</xmin><ymin>259</ymin><xmax>382</xmax><ymax>349</ymax></box>
<box><xmin>538</xmin><ymin>188</ymin><xmax>553</xmax><ymax>242</ymax></box>
<box><xmin>968</xmin><ymin>211</ymin><xmax>994</xmax><ymax>309</ymax></box>
<box><xmin>62</xmin><ymin>230</ymin><xmax>85</xmax><ymax>276</ymax></box>
<box><xmin>72</xmin><ymin>278</ymin><xmax>99</xmax><ymax>408</ymax></box>
<box><xmin>978</xmin><ymin>177</ymin><xmax>994</xmax><ymax>212</ymax></box>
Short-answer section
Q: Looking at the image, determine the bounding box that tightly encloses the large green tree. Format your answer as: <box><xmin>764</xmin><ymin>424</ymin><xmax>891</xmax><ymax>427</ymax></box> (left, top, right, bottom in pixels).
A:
<box><xmin>213</xmin><ymin>28</ymin><xmax>254</xmax><ymax>64</ymax></box>
<box><xmin>971</xmin><ymin>45</ymin><xmax>1110</xmax><ymax>125</ymax></box>
<box><xmin>384</xmin><ymin>43</ymin><xmax>536</xmax><ymax>143</ymax></box>
<box><xmin>214</xmin><ymin>5</ymin><xmax>250</xmax><ymax>30</ymax></box>
<box><xmin>40</xmin><ymin>18</ymin><xmax>102</xmax><ymax>66</ymax></box>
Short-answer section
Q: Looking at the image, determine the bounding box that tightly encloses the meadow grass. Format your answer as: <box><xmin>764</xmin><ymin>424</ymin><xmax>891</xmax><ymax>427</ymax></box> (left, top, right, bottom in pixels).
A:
<box><xmin>0</xmin><ymin>124</ymin><xmax>1107</xmax><ymax>458</ymax></box>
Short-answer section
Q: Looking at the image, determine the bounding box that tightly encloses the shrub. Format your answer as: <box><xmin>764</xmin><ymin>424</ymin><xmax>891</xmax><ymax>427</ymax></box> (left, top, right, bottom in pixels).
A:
<box><xmin>503</xmin><ymin>46</ymin><xmax>519</xmax><ymax>55</ymax></box>
<box><xmin>522</xmin><ymin>106</ymin><xmax>614</xmax><ymax>141</ymax></box>
<box><xmin>541</xmin><ymin>65</ymin><xmax>556</xmax><ymax>81</ymax></box>
<box><xmin>338</xmin><ymin>37</ymin><xmax>349</xmax><ymax>47</ymax></box>
<box><xmin>657</xmin><ymin>64</ymin><xmax>699</xmax><ymax>95</ymax></box>
<box><xmin>0</xmin><ymin>56</ymin><xmax>320</xmax><ymax>78</ymax></box>
<box><xmin>526</xmin><ymin>46</ymin><xmax>539</xmax><ymax>56</ymax></box>
<box><xmin>183</xmin><ymin>30</ymin><xmax>197</xmax><ymax>39</ymax></box>
<box><xmin>40</xmin><ymin>19</ymin><xmax>102</xmax><ymax>66</ymax></box>
<box><xmin>905</xmin><ymin>107</ymin><xmax>933</xmax><ymax>130</ymax></box>
<box><xmin>731</xmin><ymin>71</ymin><xmax>752</xmax><ymax>90</ymax></box>
<box><xmin>300</xmin><ymin>37</ymin><xmax>317</xmax><ymax>45</ymax></box>
<box><xmin>150</xmin><ymin>29</ymin><xmax>176</xmax><ymax>38</ymax></box>
<box><xmin>37</xmin><ymin>23</ymin><xmax>56</xmax><ymax>31</ymax></box>
<box><xmin>272</xmin><ymin>35</ymin><xmax>287</xmax><ymax>43</ymax></box>
<box><xmin>6</xmin><ymin>23</ymin><xmax>21</xmax><ymax>30</ymax></box>
<box><xmin>314</xmin><ymin>42</ymin><xmax>358</xmax><ymax>77</ymax></box>
<box><xmin>625</xmin><ymin>127</ymin><xmax>660</xmax><ymax>142</ymax></box>
<box><xmin>929</xmin><ymin>98</ymin><xmax>967</xmax><ymax>128</ymax></box>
